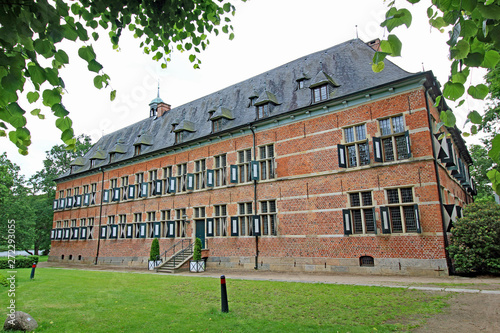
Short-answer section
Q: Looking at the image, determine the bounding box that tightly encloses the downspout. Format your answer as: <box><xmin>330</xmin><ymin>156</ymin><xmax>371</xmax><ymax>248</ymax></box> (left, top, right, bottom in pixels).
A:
<box><xmin>94</xmin><ymin>167</ymin><xmax>105</xmax><ymax>265</ymax></box>
<box><xmin>250</xmin><ymin>125</ymin><xmax>259</xmax><ymax>270</ymax></box>
<box><xmin>424</xmin><ymin>85</ymin><xmax>453</xmax><ymax>275</ymax></box>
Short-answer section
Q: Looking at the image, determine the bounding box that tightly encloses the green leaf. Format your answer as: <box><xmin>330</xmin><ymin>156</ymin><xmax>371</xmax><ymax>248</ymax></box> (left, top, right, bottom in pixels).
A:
<box><xmin>27</xmin><ymin>92</ymin><xmax>39</xmax><ymax>104</ymax></box>
<box><xmin>450</xmin><ymin>40</ymin><xmax>470</xmax><ymax>60</ymax></box>
<box><xmin>464</xmin><ymin>52</ymin><xmax>484</xmax><ymax>67</ymax></box>
<box><xmin>87</xmin><ymin>59</ymin><xmax>103</xmax><ymax>73</ymax></box>
<box><xmin>110</xmin><ymin>90</ymin><xmax>116</xmax><ymax>101</ymax></box>
<box><xmin>55</xmin><ymin>116</ymin><xmax>72</xmax><ymax>131</ymax></box>
<box><xmin>433</xmin><ymin>95</ymin><xmax>442</xmax><ymax>108</ymax></box>
<box><xmin>33</xmin><ymin>39</ymin><xmax>53</xmax><ymax>58</ymax></box>
<box><xmin>443</xmin><ymin>82</ymin><xmax>465</xmax><ymax>101</ymax></box>
<box><xmin>471</xmin><ymin>125</ymin><xmax>478</xmax><ymax>135</ymax></box>
<box><xmin>481</xmin><ymin>50</ymin><xmax>500</xmax><ymax>69</ymax></box>
<box><xmin>51</xmin><ymin>103</ymin><xmax>69</xmax><ymax>117</ymax></box>
<box><xmin>372</xmin><ymin>61</ymin><xmax>385</xmax><ymax>72</ymax></box>
<box><xmin>61</xmin><ymin>128</ymin><xmax>74</xmax><ymax>142</ymax></box>
<box><xmin>93</xmin><ymin>75</ymin><xmax>103</xmax><ymax>89</ymax></box>
<box><xmin>488</xmin><ymin>135</ymin><xmax>500</xmax><ymax>164</ymax></box>
<box><xmin>440</xmin><ymin>110</ymin><xmax>456</xmax><ymax>127</ymax></box>
<box><xmin>487</xmin><ymin>169</ymin><xmax>500</xmax><ymax>195</ymax></box>
<box><xmin>477</xmin><ymin>3</ymin><xmax>500</xmax><ymax>20</ymax></box>
<box><xmin>381</xmin><ymin>8</ymin><xmax>412</xmax><ymax>32</ymax></box>
<box><xmin>189</xmin><ymin>54</ymin><xmax>196</xmax><ymax>63</ymax></box>
<box><xmin>468</xmin><ymin>84</ymin><xmax>489</xmax><ymax>99</ymax></box>
<box><xmin>460</xmin><ymin>20</ymin><xmax>477</xmax><ymax>38</ymax></box>
<box><xmin>380</xmin><ymin>34</ymin><xmax>402</xmax><ymax>57</ymax></box>
<box><xmin>468</xmin><ymin>111</ymin><xmax>482</xmax><ymax>124</ymax></box>
<box><xmin>78</xmin><ymin>46</ymin><xmax>96</xmax><ymax>62</ymax></box>
<box><xmin>55</xmin><ymin>50</ymin><xmax>69</xmax><ymax>64</ymax></box>
<box><xmin>42</xmin><ymin>89</ymin><xmax>62</xmax><ymax>107</ymax></box>
<box><xmin>27</xmin><ymin>63</ymin><xmax>46</xmax><ymax>85</ymax></box>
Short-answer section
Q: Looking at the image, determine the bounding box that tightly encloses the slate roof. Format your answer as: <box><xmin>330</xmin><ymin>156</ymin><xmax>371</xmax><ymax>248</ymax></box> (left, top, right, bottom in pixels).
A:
<box><xmin>60</xmin><ymin>38</ymin><xmax>419</xmax><ymax>179</ymax></box>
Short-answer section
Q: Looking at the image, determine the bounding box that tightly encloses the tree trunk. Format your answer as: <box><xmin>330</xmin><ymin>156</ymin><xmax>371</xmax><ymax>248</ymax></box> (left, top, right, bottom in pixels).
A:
<box><xmin>34</xmin><ymin>245</ymin><xmax>39</xmax><ymax>256</ymax></box>
<box><xmin>24</xmin><ymin>249</ymin><xmax>33</xmax><ymax>255</ymax></box>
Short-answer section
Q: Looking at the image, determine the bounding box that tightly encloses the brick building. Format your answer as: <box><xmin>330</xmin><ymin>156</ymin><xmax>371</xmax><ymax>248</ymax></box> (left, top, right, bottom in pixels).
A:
<box><xmin>49</xmin><ymin>39</ymin><xmax>475</xmax><ymax>276</ymax></box>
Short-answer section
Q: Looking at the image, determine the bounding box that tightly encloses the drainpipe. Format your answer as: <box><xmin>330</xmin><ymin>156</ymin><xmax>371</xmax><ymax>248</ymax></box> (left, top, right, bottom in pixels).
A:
<box><xmin>94</xmin><ymin>167</ymin><xmax>105</xmax><ymax>265</ymax></box>
<box><xmin>250</xmin><ymin>125</ymin><xmax>259</xmax><ymax>270</ymax></box>
<box><xmin>424</xmin><ymin>84</ymin><xmax>453</xmax><ymax>275</ymax></box>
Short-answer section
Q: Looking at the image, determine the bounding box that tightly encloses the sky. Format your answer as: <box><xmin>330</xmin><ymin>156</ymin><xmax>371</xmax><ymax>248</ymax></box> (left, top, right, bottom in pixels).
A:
<box><xmin>2</xmin><ymin>0</ymin><xmax>488</xmax><ymax>177</ymax></box>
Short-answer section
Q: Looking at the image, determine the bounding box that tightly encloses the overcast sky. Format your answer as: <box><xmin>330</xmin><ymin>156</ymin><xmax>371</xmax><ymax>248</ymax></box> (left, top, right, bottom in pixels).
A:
<box><xmin>2</xmin><ymin>0</ymin><xmax>487</xmax><ymax>177</ymax></box>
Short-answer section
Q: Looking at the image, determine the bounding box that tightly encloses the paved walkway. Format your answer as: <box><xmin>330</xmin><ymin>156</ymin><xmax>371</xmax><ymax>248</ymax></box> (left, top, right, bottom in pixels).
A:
<box><xmin>38</xmin><ymin>261</ymin><xmax>500</xmax><ymax>294</ymax></box>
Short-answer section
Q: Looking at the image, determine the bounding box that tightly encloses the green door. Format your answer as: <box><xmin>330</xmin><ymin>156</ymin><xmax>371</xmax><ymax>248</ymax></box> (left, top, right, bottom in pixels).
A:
<box><xmin>195</xmin><ymin>220</ymin><xmax>205</xmax><ymax>249</ymax></box>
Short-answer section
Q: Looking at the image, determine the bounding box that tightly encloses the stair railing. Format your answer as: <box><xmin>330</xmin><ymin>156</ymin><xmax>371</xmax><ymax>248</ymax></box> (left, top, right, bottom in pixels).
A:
<box><xmin>161</xmin><ymin>239</ymin><xmax>193</xmax><ymax>263</ymax></box>
<box><xmin>169</xmin><ymin>241</ymin><xmax>194</xmax><ymax>268</ymax></box>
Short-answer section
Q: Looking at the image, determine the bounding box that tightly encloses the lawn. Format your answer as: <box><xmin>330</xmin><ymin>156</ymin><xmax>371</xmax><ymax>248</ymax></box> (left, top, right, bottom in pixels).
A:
<box><xmin>0</xmin><ymin>268</ymin><xmax>448</xmax><ymax>332</ymax></box>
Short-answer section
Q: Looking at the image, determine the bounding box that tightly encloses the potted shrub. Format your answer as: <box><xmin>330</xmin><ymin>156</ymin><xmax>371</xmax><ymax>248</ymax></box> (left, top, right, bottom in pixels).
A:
<box><xmin>148</xmin><ymin>238</ymin><xmax>162</xmax><ymax>270</ymax></box>
<box><xmin>190</xmin><ymin>237</ymin><xmax>205</xmax><ymax>272</ymax></box>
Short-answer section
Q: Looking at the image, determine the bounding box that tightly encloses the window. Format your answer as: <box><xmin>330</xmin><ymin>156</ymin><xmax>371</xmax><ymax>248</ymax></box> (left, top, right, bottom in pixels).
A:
<box><xmin>163</xmin><ymin>166</ymin><xmax>173</xmax><ymax>193</ymax></box>
<box><xmin>238</xmin><ymin>202</ymin><xmax>253</xmax><ymax>236</ymax></box>
<box><xmin>249</xmin><ymin>97</ymin><xmax>257</xmax><ymax>107</ymax></box>
<box><xmin>90</xmin><ymin>159</ymin><xmax>96</xmax><ymax>168</ymax></box>
<box><xmin>260</xmin><ymin>200</ymin><xmax>277</xmax><ymax>236</ymax></box>
<box><xmin>256</xmin><ymin>103</ymin><xmax>270</xmax><ymax>119</ymax></box>
<box><xmin>214</xmin><ymin>204</ymin><xmax>228</xmax><ymax>237</ymax></box>
<box><xmin>74</xmin><ymin>187</ymin><xmax>80</xmax><ymax>195</ymax></box>
<box><xmin>344</xmin><ymin>192</ymin><xmax>375</xmax><ymax>234</ymax></box>
<box><xmin>118</xmin><ymin>214</ymin><xmax>127</xmax><ymax>238</ymax></box>
<box><xmin>59</xmin><ymin>190</ymin><xmax>64</xmax><ymax>198</ymax></box>
<box><xmin>147</xmin><ymin>211</ymin><xmax>156</xmax><ymax>222</ymax></box>
<box><xmin>237</xmin><ymin>149</ymin><xmax>252</xmax><ymax>183</ymax></box>
<box><xmin>378</xmin><ymin>115</ymin><xmax>410</xmax><ymax>161</ymax></box>
<box><xmin>121</xmin><ymin>176</ymin><xmax>129</xmax><ymax>187</ymax></box>
<box><xmin>214</xmin><ymin>154</ymin><xmax>227</xmax><ymax>187</ymax></box>
<box><xmin>119</xmin><ymin>214</ymin><xmax>126</xmax><ymax>224</ymax></box>
<box><xmin>110</xmin><ymin>178</ymin><xmax>118</xmax><ymax>188</ymax></box>
<box><xmin>176</xmin><ymin>163</ymin><xmax>187</xmax><ymax>192</ymax></box>
<box><xmin>298</xmin><ymin>80</ymin><xmax>305</xmax><ymax>89</ymax></box>
<box><xmin>88</xmin><ymin>218</ymin><xmax>94</xmax><ymax>226</ymax></box>
<box><xmin>344</xmin><ymin>124</ymin><xmax>370</xmax><ymax>167</ymax></box>
<box><xmin>56</xmin><ymin>221</ymin><xmax>62</xmax><ymax>228</ymax></box>
<box><xmin>312</xmin><ymin>84</ymin><xmax>328</xmax><ymax>102</ymax></box>
<box><xmin>135</xmin><ymin>172</ymin><xmax>144</xmax><ymax>196</ymax></box>
<box><xmin>149</xmin><ymin>169</ymin><xmax>158</xmax><ymax>196</ymax></box>
<box><xmin>382</xmin><ymin>187</ymin><xmax>420</xmax><ymax>233</ymax></box>
<box><xmin>175</xmin><ymin>208</ymin><xmax>187</xmax><ymax>238</ymax></box>
<box><xmin>212</xmin><ymin>118</ymin><xmax>223</xmax><ymax>133</ymax></box>
<box><xmin>83</xmin><ymin>185</ymin><xmax>89</xmax><ymax>194</ymax></box>
<box><xmin>80</xmin><ymin>218</ymin><xmax>86</xmax><ymax>227</ymax></box>
<box><xmin>134</xmin><ymin>213</ymin><xmax>142</xmax><ymax>223</ymax></box>
<box><xmin>107</xmin><ymin>216</ymin><xmax>115</xmax><ymax>225</ymax></box>
<box><xmin>91</xmin><ymin>183</ymin><xmax>97</xmax><ymax>192</ymax></box>
<box><xmin>71</xmin><ymin>219</ymin><xmax>77</xmax><ymax>227</ymax></box>
<box><xmin>134</xmin><ymin>145</ymin><xmax>141</xmax><ymax>156</ymax></box>
<box><xmin>194</xmin><ymin>207</ymin><xmax>205</xmax><ymax>219</ymax></box>
<box><xmin>147</xmin><ymin>211</ymin><xmax>157</xmax><ymax>238</ymax></box>
<box><xmin>66</xmin><ymin>189</ymin><xmax>72</xmax><ymax>197</ymax></box>
<box><xmin>121</xmin><ymin>176</ymin><xmax>129</xmax><ymax>200</ymax></box>
<box><xmin>161</xmin><ymin>210</ymin><xmax>171</xmax><ymax>238</ymax></box>
<box><xmin>259</xmin><ymin>145</ymin><xmax>275</xmax><ymax>180</ymax></box>
<box><xmin>175</xmin><ymin>131</ymin><xmax>184</xmax><ymax>144</ymax></box>
<box><xmin>194</xmin><ymin>159</ymin><xmax>206</xmax><ymax>190</ymax></box>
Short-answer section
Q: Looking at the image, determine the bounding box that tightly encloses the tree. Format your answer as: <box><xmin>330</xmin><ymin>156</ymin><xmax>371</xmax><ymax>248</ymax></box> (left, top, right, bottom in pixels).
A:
<box><xmin>469</xmin><ymin>142</ymin><xmax>496</xmax><ymax>201</ymax></box>
<box><xmin>0</xmin><ymin>0</ymin><xmax>242</xmax><ymax>154</ymax></box>
<box><xmin>374</xmin><ymin>0</ymin><xmax>500</xmax><ymax>193</ymax></box>
<box><xmin>448</xmin><ymin>202</ymin><xmax>500</xmax><ymax>275</ymax></box>
<box><xmin>149</xmin><ymin>238</ymin><xmax>160</xmax><ymax>261</ymax></box>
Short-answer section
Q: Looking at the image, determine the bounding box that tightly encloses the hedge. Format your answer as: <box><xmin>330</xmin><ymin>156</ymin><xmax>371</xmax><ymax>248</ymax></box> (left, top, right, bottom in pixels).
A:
<box><xmin>0</xmin><ymin>255</ymin><xmax>39</xmax><ymax>269</ymax></box>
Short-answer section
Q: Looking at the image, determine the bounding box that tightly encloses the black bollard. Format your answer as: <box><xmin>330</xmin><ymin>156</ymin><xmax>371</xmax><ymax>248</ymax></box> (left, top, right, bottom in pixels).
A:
<box><xmin>30</xmin><ymin>262</ymin><xmax>36</xmax><ymax>280</ymax></box>
<box><xmin>220</xmin><ymin>275</ymin><xmax>229</xmax><ymax>313</ymax></box>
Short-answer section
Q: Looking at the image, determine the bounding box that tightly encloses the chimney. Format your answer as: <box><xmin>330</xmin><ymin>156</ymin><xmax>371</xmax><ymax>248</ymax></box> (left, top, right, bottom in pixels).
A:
<box><xmin>367</xmin><ymin>38</ymin><xmax>381</xmax><ymax>52</ymax></box>
<box><xmin>157</xmin><ymin>102</ymin><xmax>171</xmax><ymax>117</ymax></box>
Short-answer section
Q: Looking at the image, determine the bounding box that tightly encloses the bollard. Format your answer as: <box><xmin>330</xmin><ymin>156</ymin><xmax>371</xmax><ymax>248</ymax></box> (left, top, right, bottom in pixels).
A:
<box><xmin>30</xmin><ymin>262</ymin><xmax>36</xmax><ymax>280</ymax></box>
<box><xmin>220</xmin><ymin>275</ymin><xmax>229</xmax><ymax>313</ymax></box>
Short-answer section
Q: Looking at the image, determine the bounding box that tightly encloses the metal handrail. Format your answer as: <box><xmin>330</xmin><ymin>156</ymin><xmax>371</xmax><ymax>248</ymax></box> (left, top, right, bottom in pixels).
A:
<box><xmin>169</xmin><ymin>242</ymin><xmax>194</xmax><ymax>267</ymax></box>
<box><xmin>161</xmin><ymin>239</ymin><xmax>193</xmax><ymax>262</ymax></box>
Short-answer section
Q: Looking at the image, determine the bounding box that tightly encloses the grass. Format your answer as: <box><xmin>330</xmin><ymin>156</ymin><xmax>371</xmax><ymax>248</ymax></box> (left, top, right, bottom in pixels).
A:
<box><xmin>0</xmin><ymin>268</ymin><xmax>449</xmax><ymax>332</ymax></box>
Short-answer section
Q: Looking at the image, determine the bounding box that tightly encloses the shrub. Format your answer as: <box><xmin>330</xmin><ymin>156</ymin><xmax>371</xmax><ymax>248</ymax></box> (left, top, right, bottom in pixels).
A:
<box><xmin>0</xmin><ymin>255</ymin><xmax>39</xmax><ymax>269</ymax></box>
<box><xmin>0</xmin><ymin>272</ymin><xmax>8</xmax><ymax>287</ymax></box>
<box><xmin>448</xmin><ymin>202</ymin><xmax>500</xmax><ymax>275</ymax></box>
<box><xmin>149</xmin><ymin>238</ymin><xmax>160</xmax><ymax>261</ymax></box>
<box><xmin>193</xmin><ymin>238</ymin><xmax>202</xmax><ymax>261</ymax></box>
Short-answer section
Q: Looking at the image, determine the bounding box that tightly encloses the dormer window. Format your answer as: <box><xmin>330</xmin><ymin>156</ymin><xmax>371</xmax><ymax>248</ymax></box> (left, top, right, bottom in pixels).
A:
<box><xmin>90</xmin><ymin>159</ymin><xmax>96</xmax><ymax>168</ymax></box>
<box><xmin>312</xmin><ymin>84</ymin><xmax>328</xmax><ymax>102</ymax></box>
<box><xmin>173</xmin><ymin>120</ymin><xmax>196</xmax><ymax>144</ymax></box>
<box><xmin>134</xmin><ymin>145</ymin><xmax>141</xmax><ymax>156</ymax></box>
<box><xmin>212</xmin><ymin>118</ymin><xmax>223</xmax><ymax>132</ymax></box>
<box><xmin>209</xmin><ymin>107</ymin><xmax>234</xmax><ymax>133</ymax></box>
<box><xmin>257</xmin><ymin>103</ymin><xmax>270</xmax><ymax>119</ymax></box>
<box><xmin>298</xmin><ymin>80</ymin><xmax>305</xmax><ymax>89</ymax></box>
<box><xmin>249</xmin><ymin>97</ymin><xmax>257</xmax><ymax>107</ymax></box>
<box><xmin>175</xmin><ymin>131</ymin><xmax>184</xmax><ymax>144</ymax></box>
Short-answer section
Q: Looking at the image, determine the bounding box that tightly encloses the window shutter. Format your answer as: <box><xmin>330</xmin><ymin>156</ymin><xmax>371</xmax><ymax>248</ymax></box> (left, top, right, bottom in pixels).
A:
<box><xmin>433</xmin><ymin>133</ymin><xmax>442</xmax><ymax>159</ymax></box>
<box><xmin>64</xmin><ymin>228</ymin><xmax>71</xmax><ymax>240</ymax></box>
<box><xmin>231</xmin><ymin>217</ymin><xmax>239</xmax><ymax>236</ymax></box>
<box><xmin>128</xmin><ymin>185</ymin><xmax>135</xmax><ymax>199</ymax></box>
<box><xmin>53</xmin><ymin>200</ymin><xmax>58</xmax><ymax>210</ymax></box>
<box><xmin>90</xmin><ymin>192</ymin><xmax>96</xmax><ymax>205</ymax></box>
<box><xmin>75</xmin><ymin>195</ymin><xmax>82</xmax><ymax>207</ymax></box>
<box><xmin>186</xmin><ymin>173</ymin><xmax>194</xmax><ymax>190</ymax></box>
<box><xmin>338</xmin><ymin>144</ymin><xmax>347</xmax><ymax>168</ymax></box>
<box><xmin>380</xmin><ymin>207</ymin><xmax>391</xmax><ymax>234</ymax></box>
<box><xmin>206</xmin><ymin>218</ymin><xmax>214</xmax><ymax>237</ymax></box>
<box><xmin>456</xmin><ymin>206</ymin><xmax>463</xmax><ymax>219</ymax></box>
<box><xmin>253</xmin><ymin>215</ymin><xmax>261</xmax><ymax>236</ymax></box>
<box><xmin>372</xmin><ymin>207</ymin><xmax>377</xmax><ymax>234</ymax></box>
<box><xmin>112</xmin><ymin>188</ymin><xmax>120</xmax><ymax>201</ymax></box>
<box><xmin>405</xmin><ymin>130</ymin><xmax>412</xmax><ymax>158</ymax></box>
<box><xmin>71</xmin><ymin>227</ymin><xmax>79</xmax><ymax>239</ymax></box>
<box><xmin>342</xmin><ymin>209</ymin><xmax>352</xmax><ymax>235</ymax></box>
<box><xmin>126</xmin><ymin>225</ymin><xmax>133</xmax><ymax>238</ymax></box>
<box><xmin>110</xmin><ymin>225</ymin><xmax>118</xmax><ymax>239</ymax></box>
<box><xmin>443</xmin><ymin>139</ymin><xmax>455</xmax><ymax>165</ymax></box>
<box><xmin>230</xmin><ymin>165</ymin><xmax>238</xmax><ymax>183</ymax></box>
<box><xmin>139</xmin><ymin>223</ymin><xmax>147</xmax><ymax>238</ymax></box>
<box><xmin>50</xmin><ymin>229</ymin><xmax>56</xmax><ymax>240</ymax></box>
<box><xmin>57</xmin><ymin>229</ymin><xmax>63</xmax><ymax>240</ymax></box>
<box><xmin>83</xmin><ymin>194</ymin><xmax>90</xmax><ymax>206</ymax></box>
<box><xmin>100</xmin><ymin>226</ymin><xmax>107</xmax><ymax>239</ymax></box>
<box><xmin>59</xmin><ymin>198</ymin><xmax>65</xmax><ymax>210</ymax></box>
<box><xmin>140</xmin><ymin>182</ymin><xmax>148</xmax><ymax>197</ymax></box>
<box><xmin>414</xmin><ymin>204</ymin><xmax>421</xmax><ymax>233</ymax></box>
<box><xmin>153</xmin><ymin>222</ymin><xmax>161</xmax><ymax>238</ymax></box>
<box><xmin>207</xmin><ymin>169</ymin><xmax>215</xmax><ymax>187</ymax></box>
<box><xmin>66</xmin><ymin>196</ymin><xmax>73</xmax><ymax>208</ymax></box>
<box><xmin>373</xmin><ymin>137</ymin><xmax>383</xmax><ymax>162</ymax></box>
<box><xmin>80</xmin><ymin>227</ymin><xmax>87</xmax><ymax>240</ymax></box>
<box><xmin>155</xmin><ymin>179</ymin><xmax>163</xmax><ymax>194</ymax></box>
<box><xmin>250</xmin><ymin>161</ymin><xmax>259</xmax><ymax>180</ymax></box>
<box><xmin>167</xmin><ymin>221</ymin><xmax>176</xmax><ymax>238</ymax></box>
<box><xmin>168</xmin><ymin>177</ymin><xmax>176</xmax><ymax>193</ymax></box>
<box><xmin>122</xmin><ymin>187</ymin><xmax>128</xmax><ymax>200</ymax></box>
<box><xmin>103</xmin><ymin>190</ymin><xmax>110</xmax><ymax>203</ymax></box>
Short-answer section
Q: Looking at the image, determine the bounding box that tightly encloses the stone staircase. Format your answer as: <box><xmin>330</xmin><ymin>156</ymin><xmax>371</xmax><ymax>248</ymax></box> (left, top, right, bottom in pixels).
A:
<box><xmin>155</xmin><ymin>243</ymin><xmax>194</xmax><ymax>274</ymax></box>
